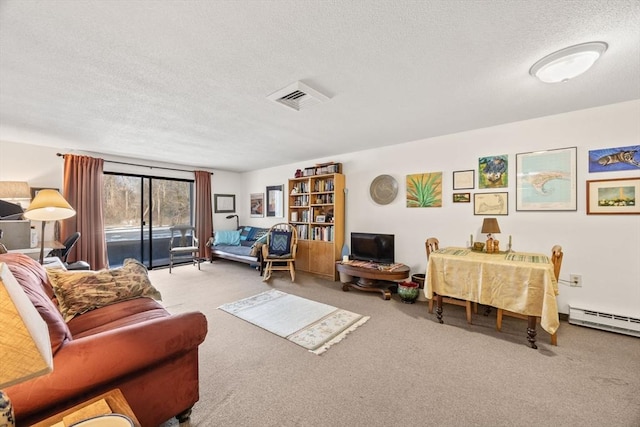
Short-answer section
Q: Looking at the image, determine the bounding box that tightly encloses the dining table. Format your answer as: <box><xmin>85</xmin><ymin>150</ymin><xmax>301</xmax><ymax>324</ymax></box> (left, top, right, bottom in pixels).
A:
<box><xmin>426</xmin><ymin>247</ymin><xmax>559</xmax><ymax>348</ymax></box>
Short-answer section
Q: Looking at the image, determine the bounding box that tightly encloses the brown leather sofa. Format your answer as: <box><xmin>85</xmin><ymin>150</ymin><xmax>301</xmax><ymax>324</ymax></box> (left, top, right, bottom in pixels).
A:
<box><xmin>0</xmin><ymin>253</ymin><xmax>208</xmax><ymax>426</ymax></box>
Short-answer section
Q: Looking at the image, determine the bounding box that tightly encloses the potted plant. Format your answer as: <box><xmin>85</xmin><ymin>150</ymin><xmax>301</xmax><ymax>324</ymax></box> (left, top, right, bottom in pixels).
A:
<box><xmin>397</xmin><ymin>281</ymin><xmax>420</xmax><ymax>304</ymax></box>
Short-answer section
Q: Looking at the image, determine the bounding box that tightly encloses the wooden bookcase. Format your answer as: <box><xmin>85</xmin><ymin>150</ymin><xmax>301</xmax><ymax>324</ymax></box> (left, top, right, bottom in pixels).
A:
<box><xmin>288</xmin><ymin>173</ymin><xmax>345</xmax><ymax>281</ymax></box>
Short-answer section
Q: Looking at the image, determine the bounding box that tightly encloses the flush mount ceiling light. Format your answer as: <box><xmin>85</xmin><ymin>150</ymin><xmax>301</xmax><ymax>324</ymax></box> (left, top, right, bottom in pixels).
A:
<box><xmin>530</xmin><ymin>41</ymin><xmax>608</xmax><ymax>83</ymax></box>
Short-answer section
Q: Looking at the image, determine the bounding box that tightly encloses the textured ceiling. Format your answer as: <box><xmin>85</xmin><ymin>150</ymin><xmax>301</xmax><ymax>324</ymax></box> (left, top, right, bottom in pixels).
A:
<box><xmin>1</xmin><ymin>1</ymin><xmax>639</xmax><ymax>172</ymax></box>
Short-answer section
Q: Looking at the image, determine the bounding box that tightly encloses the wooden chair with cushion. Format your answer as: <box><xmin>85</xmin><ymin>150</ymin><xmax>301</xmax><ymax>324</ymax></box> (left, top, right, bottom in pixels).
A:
<box><xmin>426</xmin><ymin>237</ymin><xmax>473</xmax><ymax>324</ymax></box>
<box><xmin>169</xmin><ymin>225</ymin><xmax>201</xmax><ymax>273</ymax></box>
<box><xmin>496</xmin><ymin>244</ymin><xmax>563</xmax><ymax>345</ymax></box>
<box><xmin>262</xmin><ymin>223</ymin><xmax>298</xmax><ymax>282</ymax></box>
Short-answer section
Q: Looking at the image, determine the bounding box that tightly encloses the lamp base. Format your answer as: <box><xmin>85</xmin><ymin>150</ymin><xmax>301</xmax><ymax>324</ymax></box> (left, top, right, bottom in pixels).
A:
<box><xmin>0</xmin><ymin>390</ymin><xmax>16</xmax><ymax>426</ymax></box>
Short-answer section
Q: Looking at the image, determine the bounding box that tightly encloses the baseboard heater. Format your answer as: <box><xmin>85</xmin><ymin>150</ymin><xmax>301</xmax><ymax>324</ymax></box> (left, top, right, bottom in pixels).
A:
<box><xmin>568</xmin><ymin>306</ymin><xmax>640</xmax><ymax>338</ymax></box>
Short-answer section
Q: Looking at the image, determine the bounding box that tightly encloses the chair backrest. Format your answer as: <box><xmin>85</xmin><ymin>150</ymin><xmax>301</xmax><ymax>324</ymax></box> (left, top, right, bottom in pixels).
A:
<box><xmin>266</xmin><ymin>223</ymin><xmax>298</xmax><ymax>257</ymax></box>
<box><xmin>61</xmin><ymin>232</ymin><xmax>81</xmax><ymax>262</ymax></box>
<box><xmin>170</xmin><ymin>225</ymin><xmax>198</xmax><ymax>248</ymax></box>
<box><xmin>425</xmin><ymin>237</ymin><xmax>439</xmax><ymax>258</ymax></box>
<box><xmin>551</xmin><ymin>244</ymin><xmax>563</xmax><ymax>280</ymax></box>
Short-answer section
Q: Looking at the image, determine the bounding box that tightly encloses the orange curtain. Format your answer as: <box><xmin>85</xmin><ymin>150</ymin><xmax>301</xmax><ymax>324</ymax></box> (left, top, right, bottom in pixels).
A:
<box><xmin>62</xmin><ymin>154</ymin><xmax>108</xmax><ymax>270</ymax></box>
<box><xmin>194</xmin><ymin>171</ymin><xmax>213</xmax><ymax>260</ymax></box>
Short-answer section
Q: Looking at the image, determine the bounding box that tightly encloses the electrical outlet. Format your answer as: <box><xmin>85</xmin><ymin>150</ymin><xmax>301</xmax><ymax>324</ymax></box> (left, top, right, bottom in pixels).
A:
<box><xmin>570</xmin><ymin>274</ymin><xmax>582</xmax><ymax>287</ymax></box>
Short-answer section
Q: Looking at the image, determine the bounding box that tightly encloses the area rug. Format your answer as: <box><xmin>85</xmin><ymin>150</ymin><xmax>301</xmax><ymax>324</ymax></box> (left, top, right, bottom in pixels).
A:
<box><xmin>218</xmin><ymin>289</ymin><xmax>369</xmax><ymax>355</ymax></box>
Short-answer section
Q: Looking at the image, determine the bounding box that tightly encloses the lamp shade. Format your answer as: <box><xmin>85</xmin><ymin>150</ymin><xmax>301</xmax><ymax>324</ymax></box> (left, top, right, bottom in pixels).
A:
<box><xmin>481</xmin><ymin>218</ymin><xmax>501</xmax><ymax>234</ymax></box>
<box><xmin>0</xmin><ymin>181</ymin><xmax>31</xmax><ymax>200</ymax></box>
<box><xmin>23</xmin><ymin>189</ymin><xmax>76</xmax><ymax>222</ymax></box>
<box><xmin>0</xmin><ymin>263</ymin><xmax>53</xmax><ymax>388</ymax></box>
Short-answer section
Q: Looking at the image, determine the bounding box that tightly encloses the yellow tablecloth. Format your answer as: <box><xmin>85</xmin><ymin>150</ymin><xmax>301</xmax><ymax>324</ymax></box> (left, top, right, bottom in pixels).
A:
<box><xmin>426</xmin><ymin>247</ymin><xmax>559</xmax><ymax>334</ymax></box>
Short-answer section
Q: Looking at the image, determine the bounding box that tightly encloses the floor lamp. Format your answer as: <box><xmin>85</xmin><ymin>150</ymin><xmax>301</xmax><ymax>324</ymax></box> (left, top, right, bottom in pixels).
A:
<box><xmin>23</xmin><ymin>189</ymin><xmax>76</xmax><ymax>264</ymax></box>
<box><xmin>226</xmin><ymin>214</ymin><xmax>240</xmax><ymax>230</ymax></box>
<box><xmin>0</xmin><ymin>263</ymin><xmax>53</xmax><ymax>426</ymax></box>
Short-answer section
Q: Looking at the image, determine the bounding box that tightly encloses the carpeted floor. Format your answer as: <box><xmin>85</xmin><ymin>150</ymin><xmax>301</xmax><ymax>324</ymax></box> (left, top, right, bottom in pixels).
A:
<box><xmin>155</xmin><ymin>260</ymin><xmax>640</xmax><ymax>427</ymax></box>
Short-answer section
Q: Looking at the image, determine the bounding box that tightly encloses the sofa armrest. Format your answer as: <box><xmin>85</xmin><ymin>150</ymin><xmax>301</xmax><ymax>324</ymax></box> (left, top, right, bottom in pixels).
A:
<box><xmin>9</xmin><ymin>311</ymin><xmax>207</xmax><ymax>417</ymax></box>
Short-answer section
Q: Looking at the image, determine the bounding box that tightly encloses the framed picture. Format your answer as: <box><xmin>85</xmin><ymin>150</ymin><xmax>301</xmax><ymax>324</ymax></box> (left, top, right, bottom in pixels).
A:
<box><xmin>266</xmin><ymin>185</ymin><xmax>284</xmax><ymax>217</ymax></box>
<box><xmin>214</xmin><ymin>194</ymin><xmax>235</xmax><ymax>213</ymax></box>
<box><xmin>406</xmin><ymin>172</ymin><xmax>442</xmax><ymax>207</ymax></box>
<box><xmin>588</xmin><ymin>145</ymin><xmax>640</xmax><ymax>173</ymax></box>
<box><xmin>250</xmin><ymin>193</ymin><xmax>264</xmax><ymax>217</ymax></box>
<box><xmin>478</xmin><ymin>155</ymin><xmax>508</xmax><ymax>188</ymax></box>
<box><xmin>586</xmin><ymin>177</ymin><xmax>640</xmax><ymax>214</ymax></box>
<box><xmin>516</xmin><ymin>147</ymin><xmax>577</xmax><ymax>211</ymax></box>
<box><xmin>452</xmin><ymin>170</ymin><xmax>475</xmax><ymax>190</ymax></box>
<box><xmin>474</xmin><ymin>192</ymin><xmax>508</xmax><ymax>215</ymax></box>
<box><xmin>453</xmin><ymin>192</ymin><xmax>471</xmax><ymax>203</ymax></box>
<box><xmin>315</xmin><ymin>215</ymin><xmax>326</xmax><ymax>223</ymax></box>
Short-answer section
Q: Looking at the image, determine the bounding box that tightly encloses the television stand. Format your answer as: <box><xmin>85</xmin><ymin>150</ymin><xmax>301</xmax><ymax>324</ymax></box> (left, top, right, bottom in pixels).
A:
<box><xmin>336</xmin><ymin>261</ymin><xmax>410</xmax><ymax>300</ymax></box>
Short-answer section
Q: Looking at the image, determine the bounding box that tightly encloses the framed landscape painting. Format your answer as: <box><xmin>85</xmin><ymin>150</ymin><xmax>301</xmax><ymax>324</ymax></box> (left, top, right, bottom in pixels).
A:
<box><xmin>586</xmin><ymin>177</ymin><xmax>640</xmax><ymax>214</ymax></box>
<box><xmin>516</xmin><ymin>147</ymin><xmax>577</xmax><ymax>211</ymax></box>
<box><xmin>453</xmin><ymin>192</ymin><xmax>471</xmax><ymax>203</ymax></box>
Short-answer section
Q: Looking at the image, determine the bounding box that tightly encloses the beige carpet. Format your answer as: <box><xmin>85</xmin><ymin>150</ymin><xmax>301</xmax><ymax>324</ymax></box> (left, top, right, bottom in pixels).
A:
<box><xmin>154</xmin><ymin>260</ymin><xmax>640</xmax><ymax>427</ymax></box>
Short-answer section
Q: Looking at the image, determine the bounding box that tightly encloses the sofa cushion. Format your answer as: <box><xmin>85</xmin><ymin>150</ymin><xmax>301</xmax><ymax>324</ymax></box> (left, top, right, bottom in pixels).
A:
<box><xmin>252</xmin><ymin>228</ymin><xmax>268</xmax><ymax>241</ymax></box>
<box><xmin>214</xmin><ymin>230</ymin><xmax>241</xmax><ymax>246</ymax></box>
<box><xmin>239</xmin><ymin>226</ymin><xmax>252</xmax><ymax>241</ymax></box>
<box><xmin>47</xmin><ymin>258</ymin><xmax>162</xmax><ymax>322</ymax></box>
<box><xmin>268</xmin><ymin>230</ymin><xmax>292</xmax><ymax>256</ymax></box>
<box><xmin>0</xmin><ymin>253</ymin><xmax>71</xmax><ymax>355</ymax></box>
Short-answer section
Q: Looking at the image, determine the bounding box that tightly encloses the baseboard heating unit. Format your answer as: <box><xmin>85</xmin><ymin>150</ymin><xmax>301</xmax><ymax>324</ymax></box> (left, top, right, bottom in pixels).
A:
<box><xmin>568</xmin><ymin>306</ymin><xmax>640</xmax><ymax>338</ymax></box>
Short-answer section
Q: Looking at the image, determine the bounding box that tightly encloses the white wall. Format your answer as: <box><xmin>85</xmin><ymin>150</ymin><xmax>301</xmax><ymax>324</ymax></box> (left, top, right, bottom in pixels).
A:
<box><xmin>2</xmin><ymin>100</ymin><xmax>639</xmax><ymax>316</ymax></box>
<box><xmin>243</xmin><ymin>100</ymin><xmax>640</xmax><ymax>317</ymax></box>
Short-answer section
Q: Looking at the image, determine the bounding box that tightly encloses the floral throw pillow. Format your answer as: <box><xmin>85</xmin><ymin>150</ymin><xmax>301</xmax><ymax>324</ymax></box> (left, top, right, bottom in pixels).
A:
<box><xmin>47</xmin><ymin>258</ymin><xmax>162</xmax><ymax>322</ymax></box>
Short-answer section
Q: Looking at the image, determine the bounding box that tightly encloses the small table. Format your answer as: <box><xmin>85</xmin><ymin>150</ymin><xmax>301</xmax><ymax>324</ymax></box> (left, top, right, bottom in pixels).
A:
<box><xmin>337</xmin><ymin>261</ymin><xmax>410</xmax><ymax>300</ymax></box>
<box><xmin>32</xmin><ymin>388</ymin><xmax>140</xmax><ymax>427</ymax></box>
<box><xmin>426</xmin><ymin>247</ymin><xmax>559</xmax><ymax>349</ymax></box>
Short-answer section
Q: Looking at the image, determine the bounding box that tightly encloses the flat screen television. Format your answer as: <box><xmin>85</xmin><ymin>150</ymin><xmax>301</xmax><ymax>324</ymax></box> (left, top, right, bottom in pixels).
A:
<box><xmin>350</xmin><ymin>232</ymin><xmax>395</xmax><ymax>264</ymax></box>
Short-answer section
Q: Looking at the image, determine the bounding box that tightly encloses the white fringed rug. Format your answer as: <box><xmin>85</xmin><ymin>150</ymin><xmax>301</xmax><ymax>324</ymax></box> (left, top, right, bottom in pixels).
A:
<box><xmin>218</xmin><ymin>289</ymin><xmax>369</xmax><ymax>355</ymax></box>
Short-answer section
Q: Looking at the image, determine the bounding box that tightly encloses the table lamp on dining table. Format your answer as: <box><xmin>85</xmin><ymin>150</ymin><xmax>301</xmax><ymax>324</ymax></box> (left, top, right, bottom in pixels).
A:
<box><xmin>481</xmin><ymin>217</ymin><xmax>501</xmax><ymax>253</ymax></box>
<box><xmin>0</xmin><ymin>263</ymin><xmax>53</xmax><ymax>426</ymax></box>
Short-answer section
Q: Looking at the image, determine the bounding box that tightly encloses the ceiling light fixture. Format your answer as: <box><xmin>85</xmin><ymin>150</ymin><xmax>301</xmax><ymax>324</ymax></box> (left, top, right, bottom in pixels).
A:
<box><xmin>530</xmin><ymin>41</ymin><xmax>608</xmax><ymax>83</ymax></box>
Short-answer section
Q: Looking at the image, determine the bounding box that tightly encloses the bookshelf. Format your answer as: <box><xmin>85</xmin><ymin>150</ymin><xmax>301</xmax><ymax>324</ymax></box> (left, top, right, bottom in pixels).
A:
<box><xmin>288</xmin><ymin>173</ymin><xmax>345</xmax><ymax>281</ymax></box>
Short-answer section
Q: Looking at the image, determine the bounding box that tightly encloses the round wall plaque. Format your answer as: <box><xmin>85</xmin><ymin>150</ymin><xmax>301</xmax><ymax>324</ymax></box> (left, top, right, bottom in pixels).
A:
<box><xmin>369</xmin><ymin>174</ymin><xmax>398</xmax><ymax>205</ymax></box>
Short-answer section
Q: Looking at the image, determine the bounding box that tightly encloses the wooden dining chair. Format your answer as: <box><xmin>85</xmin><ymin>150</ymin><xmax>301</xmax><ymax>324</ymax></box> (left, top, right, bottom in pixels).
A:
<box><xmin>496</xmin><ymin>245</ymin><xmax>562</xmax><ymax>345</ymax></box>
<box><xmin>426</xmin><ymin>237</ymin><xmax>473</xmax><ymax>324</ymax></box>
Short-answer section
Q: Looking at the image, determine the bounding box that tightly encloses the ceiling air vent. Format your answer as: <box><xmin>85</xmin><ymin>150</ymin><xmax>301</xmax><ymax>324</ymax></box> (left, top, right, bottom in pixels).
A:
<box><xmin>267</xmin><ymin>81</ymin><xmax>329</xmax><ymax>111</ymax></box>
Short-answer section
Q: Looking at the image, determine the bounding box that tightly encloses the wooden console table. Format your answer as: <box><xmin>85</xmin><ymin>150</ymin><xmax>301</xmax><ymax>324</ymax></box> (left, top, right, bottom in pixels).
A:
<box><xmin>337</xmin><ymin>261</ymin><xmax>410</xmax><ymax>300</ymax></box>
<box><xmin>426</xmin><ymin>247</ymin><xmax>559</xmax><ymax>349</ymax></box>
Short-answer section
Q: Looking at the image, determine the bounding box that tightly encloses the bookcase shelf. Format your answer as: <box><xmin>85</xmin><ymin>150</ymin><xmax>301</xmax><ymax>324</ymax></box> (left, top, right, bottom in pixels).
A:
<box><xmin>288</xmin><ymin>173</ymin><xmax>344</xmax><ymax>281</ymax></box>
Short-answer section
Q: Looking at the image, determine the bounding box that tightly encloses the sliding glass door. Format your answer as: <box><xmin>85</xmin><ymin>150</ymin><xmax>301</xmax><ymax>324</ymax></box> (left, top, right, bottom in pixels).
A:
<box><xmin>103</xmin><ymin>173</ymin><xmax>193</xmax><ymax>268</ymax></box>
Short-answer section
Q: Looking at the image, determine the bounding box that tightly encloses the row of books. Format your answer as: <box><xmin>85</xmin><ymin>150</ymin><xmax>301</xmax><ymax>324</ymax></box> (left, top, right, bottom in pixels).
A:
<box><xmin>313</xmin><ymin>179</ymin><xmax>334</xmax><ymax>192</ymax></box>
<box><xmin>293</xmin><ymin>224</ymin><xmax>335</xmax><ymax>241</ymax></box>
<box><xmin>311</xmin><ymin>225</ymin><xmax>334</xmax><ymax>241</ymax></box>
<box><xmin>303</xmin><ymin>162</ymin><xmax>342</xmax><ymax>176</ymax></box>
